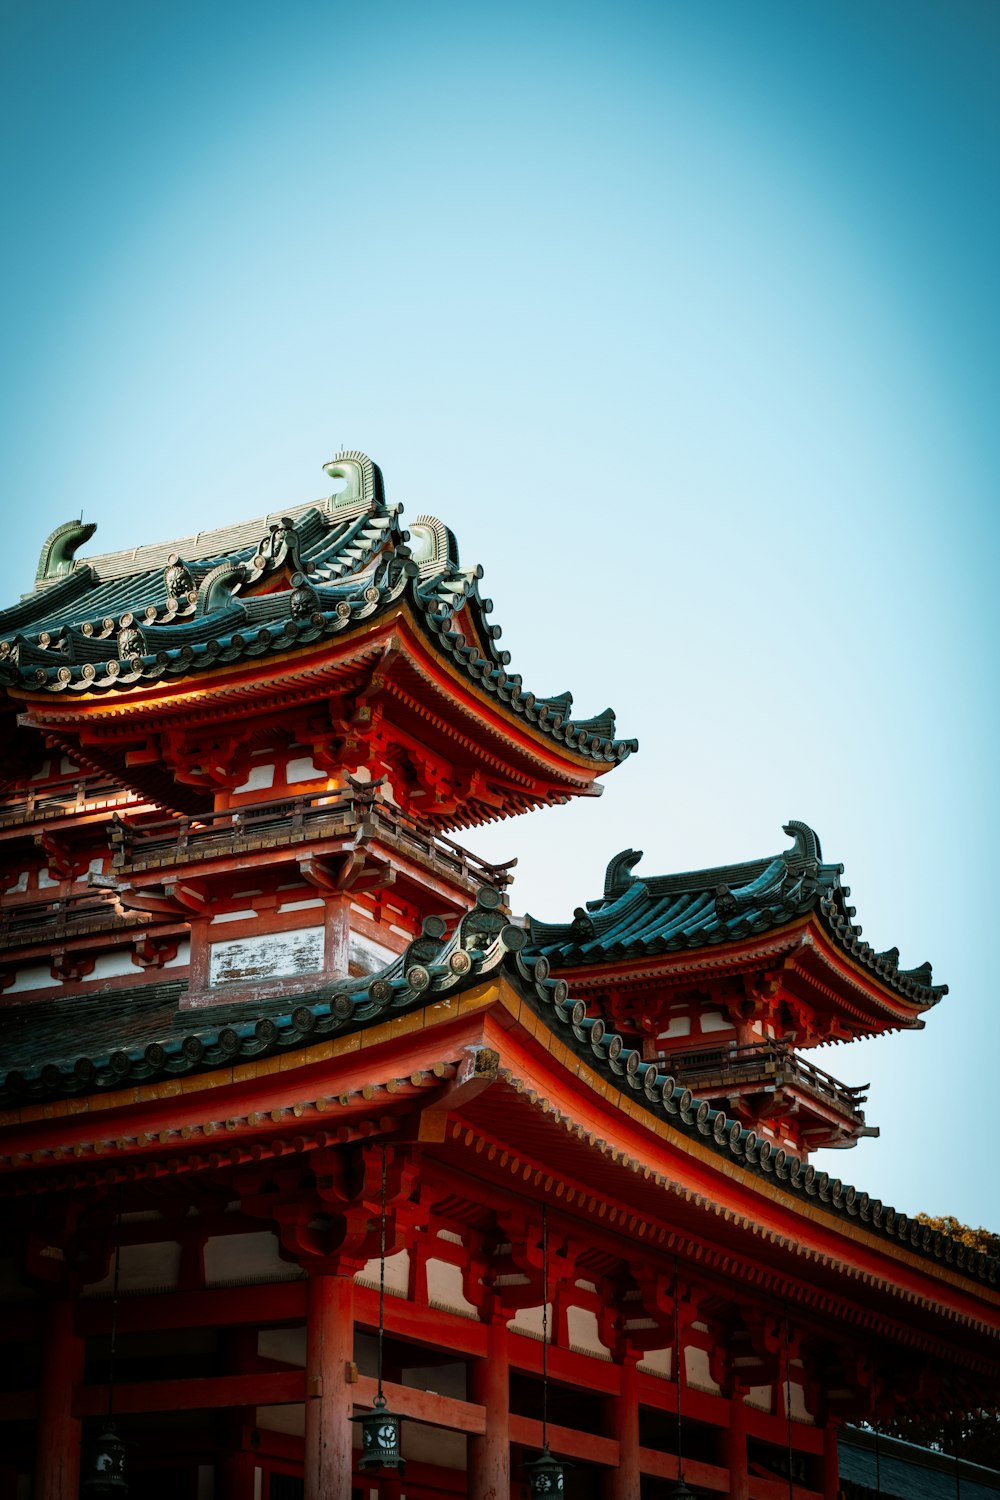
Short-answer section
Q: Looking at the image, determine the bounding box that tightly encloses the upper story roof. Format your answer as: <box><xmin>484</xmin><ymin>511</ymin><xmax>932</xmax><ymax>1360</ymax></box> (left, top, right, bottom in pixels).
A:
<box><xmin>525</xmin><ymin>820</ymin><xmax>946</xmax><ymax>1022</ymax></box>
<box><xmin>0</xmin><ymin>450</ymin><xmax>636</xmax><ymax>771</ymax></box>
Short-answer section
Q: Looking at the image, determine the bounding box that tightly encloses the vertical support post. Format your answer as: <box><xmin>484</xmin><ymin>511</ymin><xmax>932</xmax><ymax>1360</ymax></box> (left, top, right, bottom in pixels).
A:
<box><xmin>469</xmin><ymin>1317</ymin><xmax>511</xmax><ymax>1500</ymax></box>
<box><xmin>325</xmin><ymin>895</ymin><xmax>351</xmax><ymax>978</ymax></box>
<box><xmin>34</xmin><ymin>1297</ymin><xmax>84</xmax><ymax>1500</ymax></box>
<box><xmin>726</xmin><ymin>1391</ymin><xmax>749</xmax><ymax>1500</ymax></box>
<box><xmin>822</xmin><ymin>1420</ymin><xmax>840</xmax><ymax>1500</ymax></box>
<box><xmin>603</xmin><ymin>1353</ymin><xmax>640</xmax><ymax>1500</ymax></box>
<box><xmin>304</xmin><ymin>1273</ymin><xmax>355</xmax><ymax>1500</ymax></box>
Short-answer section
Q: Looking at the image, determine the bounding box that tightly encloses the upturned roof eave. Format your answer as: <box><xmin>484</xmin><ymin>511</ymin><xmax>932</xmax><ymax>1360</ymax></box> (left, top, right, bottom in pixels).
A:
<box><xmin>10</xmin><ymin>602</ymin><xmax>627</xmax><ymax>790</ymax></box>
<box><xmin>545</xmin><ymin>912</ymin><xmax>938</xmax><ymax>1026</ymax></box>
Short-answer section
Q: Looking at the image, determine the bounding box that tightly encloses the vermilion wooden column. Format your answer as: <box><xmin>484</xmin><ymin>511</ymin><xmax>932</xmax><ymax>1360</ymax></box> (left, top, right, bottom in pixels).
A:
<box><xmin>726</xmin><ymin>1393</ymin><xmax>749</xmax><ymax>1500</ymax></box>
<box><xmin>822</xmin><ymin>1420</ymin><xmax>840</xmax><ymax>1499</ymax></box>
<box><xmin>469</xmin><ymin>1317</ymin><xmax>511</xmax><ymax>1500</ymax></box>
<box><xmin>603</xmin><ymin>1355</ymin><xmax>640</xmax><ymax>1500</ymax></box>
<box><xmin>35</xmin><ymin>1297</ymin><xmax>84</xmax><ymax>1500</ymax></box>
<box><xmin>304</xmin><ymin>1273</ymin><xmax>355</xmax><ymax>1500</ymax></box>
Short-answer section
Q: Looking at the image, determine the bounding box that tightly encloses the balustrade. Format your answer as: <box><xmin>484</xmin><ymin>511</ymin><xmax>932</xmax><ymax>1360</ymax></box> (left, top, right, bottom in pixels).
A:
<box><xmin>660</xmin><ymin>1039</ymin><xmax>868</xmax><ymax>1120</ymax></box>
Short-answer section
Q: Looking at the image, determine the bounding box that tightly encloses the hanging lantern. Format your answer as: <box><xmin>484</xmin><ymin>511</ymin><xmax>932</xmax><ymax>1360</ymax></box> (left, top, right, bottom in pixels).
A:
<box><xmin>523</xmin><ymin>1443</ymin><xmax>566</xmax><ymax>1495</ymax></box>
<box><xmin>355</xmin><ymin>1392</ymin><xmax>405</xmax><ymax>1473</ymax></box>
<box><xmin>82</xmin><ymin>1423</ymin><xmax>128</xmax><ymax>1495</ymax></box>
<box><xmin>666</xmin><ymin>1482</ymin><xmax>696</xmax><ymax>1500</ymax></box>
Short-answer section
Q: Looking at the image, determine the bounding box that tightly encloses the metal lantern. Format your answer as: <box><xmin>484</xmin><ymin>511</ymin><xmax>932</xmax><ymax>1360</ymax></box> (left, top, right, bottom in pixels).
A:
<box><xmin>356</xmin><ymin>1392</ymin><xmax>405</xmax><ymax>1473</ymax></box>
<box><xmin>83</xmin><ymin>1423</ymin><xmax>128</xmax><ymax>1495</ymax></box>
<box><xmin>666</xmin><ymin>1482</ymin><xmax>696</xmax><ymax>1500</ymax></box>
<box><xmin>523</xmin><ymin>1443</ymin><xmax>566</xmax><ymax>1495</ymax></box>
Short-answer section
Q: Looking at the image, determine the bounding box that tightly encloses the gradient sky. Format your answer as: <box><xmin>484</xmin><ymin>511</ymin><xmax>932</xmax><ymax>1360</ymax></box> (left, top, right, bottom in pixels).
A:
<box><xmin>2</xmin><ymin>1</ymin><xmax>998</xmax><ymax>1228</ymax></box>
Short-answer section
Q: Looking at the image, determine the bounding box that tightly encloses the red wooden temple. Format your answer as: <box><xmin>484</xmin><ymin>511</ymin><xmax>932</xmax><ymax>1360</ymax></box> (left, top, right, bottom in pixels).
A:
<box><xmin>0</xmin><ymin>450</ymin><xmax>997</xmax><ymax>1500</ymax></box>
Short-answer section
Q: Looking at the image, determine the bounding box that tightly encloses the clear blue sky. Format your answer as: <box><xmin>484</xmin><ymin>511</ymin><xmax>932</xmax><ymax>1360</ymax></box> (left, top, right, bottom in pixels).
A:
<box><xmin>2</xmin><ymin>1</ymin><xmax>998</xmax><ymax>1228</ymax></box>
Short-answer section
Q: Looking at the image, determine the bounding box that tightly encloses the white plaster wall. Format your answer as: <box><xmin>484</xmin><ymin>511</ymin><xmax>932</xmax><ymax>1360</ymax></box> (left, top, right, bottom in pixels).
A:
<box><xmin>425</xmin><ymin>1258</ymin><xmax>478</xmax><ymax>1318</ymax></box>
<box><xmin>746</xmin><ymin>1384</ymin><xmax>773</xmax><ymax>1411</ymax></box>
<box><xmin>356</xmin><ymin>1248</ymin><xmax>409</xmax><ymax>1297</ymax></box>
<box><xmin>686</xmin><ymin>1346</ymin><xmax>720</xmax><ymax>1392</ymax></box>
<box><xmin>255</xmin><ymin>1404</ymin><xmax>305</xmax><ymax>1438</ymax></box>
<box><xmin>286</xmin><ymin>756</ymin><xmax>323</xmax><ymax>783</ymax></box>
<box><xmin>259</xmin><ymin>1327</ymin><xmax>307</xmax><ymax>1367</ymax></box>
<box><xmin>7</xmin><ymin>964</ymin><xmax>56</xmax><ymax>993</ymax></box>
<box><xmin>638</xmin><ymin>1347</ymin><xmax>672</xmax><ymax>1379</ymax></box>
<box><xmin>204</xmin><ymin>1230</ymin><xmax>294</xmax><ymax>1285</ymax></box>
<box><xmin>233</xmin><ymin>763</ymin><xmax>275</xmax><ymax>794</ymax></box>
<box><xmin>566</xmin><ymin>1304</ymin><xmax>611</xmax><ymax>1360</ymax></box>
<box><xmin>92</xmin><ymin>951</ymin><xmax>140</xmax><ymax>979</ymax></box>
<box><xmin>84</xmin><ymin>1241</ymin><xmax>181</xmax><ymax>1295</ymax></box>
<box><xmin>507</xmin><ymin>1302</ymin><xmax>550</xmax><ymax>1341</ymax></box>
<box><xmin>700</xmin><ymin>1010</ymin><xmax>730</xmax><ymax>1033</ymax></box>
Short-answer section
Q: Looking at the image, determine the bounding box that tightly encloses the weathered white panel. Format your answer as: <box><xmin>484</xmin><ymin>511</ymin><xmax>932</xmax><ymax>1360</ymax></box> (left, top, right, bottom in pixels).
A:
<box><xmin>638</xmin><ymin>1347</ymin><xmax>672</xmax><ymax>1378</ymax></box>
<box><xmin>259</xmin><ymin>1327</ymin><xmax>307</xmax><ymax>1367</ymax></box>
<box><xmin>426</xmin><ymin>1258</ymin><xmax>478</xmax><ymax>1318</ymax></box>
<box><xmin>204</xmin><ymin>1230</ymin><xmax>294</xmax><ymax>1285</ymax></box>
<box><xmin>566</xmin><ymin>1304</ymin><xmax>611</xmax><ymax>1359</ymax></box>
<box><xmin>210</xmin><ymin>909</ymin><xmax>258</xmax><ymax>925</ymax></box>
<box><xmin>209</xmin><ymin>926</ymin><xmax>324</xmax><ymax>987</ymax></box>
<box><xmin>277</xmin><ymin>897</ymin><xmax>325</xmax><ymax>914</ymax></box>
<box><xmin>92</xmin><ymin>951</ymin><xmax>138</xmax><ymax>979</ymax></box>
<box><xmin>30</xmin><ymin>760</ymin><xmax>51</xmax><ymax>780</ymax></box>
<box><xmin>10</xmin><ymin>870</ymin><xmax>29</xmax><ymax>893</ymax></box>
<box><xmin>164</xmin><ymin>939</ymin><xmax>191</xmax><ymax>968</ymax></box>
<box><xmin>356</xmin><ymin>1248</ymin><xmax>409</xmax><ymax>1297</ymax></box>
<box><xmin>686</xmin><ymin>1346</ymin><xmax>720</xmax><ymax>1391</ymax></box>
<box><xmin>60</xmin><ymin>756</ymin><xmax>78</xmax><ymax>774</ymax></box>
<box><xmin>746</xmin><ymin>1384</ymin><xmax>773</xmax><ymax>1411</ymax></box>
<box><xmin>88</xmin><ymin>856</ymin><xmax>105</xmax><ymax>875</ymax></box>
<box><xmin>700</xmin><ymin>1010</ymin><xmax>730</xmax><ymax>1033</ymax></box>
<box><xmin>350</xmin><ymin>931</ymin><xmax>397</xmax><ymax>974</ymax></box>
<box><xmin>286</xmin><ymin>756</ymin><xmax>322</xmax><ymax>783</ymax></box>
<box><xmin>7</xmin><ymin>964</ymin><xmax>56</xmax><ymax>993</ymax></box>
<box><xmin>38</xmin><ymin>868</ymin><xmax>59</xmax><ymax>889</ymax></box>
<box><xmin>233</xmin><ymin>763</ymin><xmax>275</xmax><ymax>794</ymax></box>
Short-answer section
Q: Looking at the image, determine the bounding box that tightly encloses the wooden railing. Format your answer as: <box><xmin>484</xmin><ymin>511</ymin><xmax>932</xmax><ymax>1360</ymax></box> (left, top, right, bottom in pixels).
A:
<box><xmin>661</xmin><ymin>1040</ymin><xmax>868</xmax><ymax>1120</ymax></box>
<box><xmin>0</xmin><ymin>775</ymin><xmax>132</xmax><ymax>829</ymax></box>
<box><xmin>0</xmin><ymin>890</ymin><xmax>145</xmax><ymax>948</ymax></box>
<box><xmin>109</xmin><ymin>783</ymin><xmax>514</xmax><ymax>890</ymax></box>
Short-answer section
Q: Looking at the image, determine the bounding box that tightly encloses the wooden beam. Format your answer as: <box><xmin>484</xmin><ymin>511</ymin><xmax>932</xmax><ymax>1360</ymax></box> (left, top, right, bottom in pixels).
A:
<box><xmin>509</xmin><ymin>1415</ymin><xmax>619</xmax><ymax>1467</ymax></box>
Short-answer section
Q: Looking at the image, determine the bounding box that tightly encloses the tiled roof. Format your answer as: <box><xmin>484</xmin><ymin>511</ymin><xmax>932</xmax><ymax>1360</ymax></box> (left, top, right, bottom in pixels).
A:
<box><xmin>525</xmin><ymin>821</ymin><xmax>946</xmax><ymax>1009</ymax></box>
<box><xmin>0</xmin><ymin>451</ymin><xmax>635</xmax><ymax>768</ymax></box>
<box><xmin>838</xmin><ymin>1429</ymin><xmax>1000</xmax><ymax>1499</ymax></box>
<box><xmin>0</xmin><ymin>890</ymin><xmax>990</xmax><ymax>1291</ymax></box>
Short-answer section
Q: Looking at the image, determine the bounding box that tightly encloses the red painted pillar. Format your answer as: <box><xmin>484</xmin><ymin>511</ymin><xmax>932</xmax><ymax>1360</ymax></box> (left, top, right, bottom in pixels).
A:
<box><xmin>603</xmin><ymin>1354</ymin><xmax>640</xmax><ymax>1500</ymax></box>
<box><xmin>822</xmin><ymin>1420</ymin><xmax>840</xmax><ymax>1500</ymax></box>
<box><xmin>304</xmin><ymin>1273</ymin><xmax>356</xmax><ymax>1500</ymax></box>
<box><xmin>726</xmin><ymin>1393</ymin><xmax>749</xmax><ymax>1500</ymax></box>
<box><xmin>35</xmin><ymin>1297</ymin><xmax>84</xmax><ymax>1500</ymax></box>
<box><xmin>469</xmin><ymin>1317</ymin><xmax>511</xmax><ymax>1500</ymax></box>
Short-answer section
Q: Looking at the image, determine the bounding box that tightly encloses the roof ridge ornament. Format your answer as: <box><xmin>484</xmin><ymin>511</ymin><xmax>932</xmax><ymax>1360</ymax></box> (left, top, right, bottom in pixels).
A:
<box><xmin>408</xmin><ymin>513</ymin><xmax>460</xmax><ymax>576</ymax></box>
<box><xmin>604</xmin><ymin>848</ymin><xmax>643</xmax><ymax>901</ymax></box>
<box><xmin>322</xmin><ymin>450</ymin><xmax>385</xmax><ymax>516</ymax></box>
<box><xmin>782</xmin><ymin>819</ymin><xmax>823</xmax><ymax>863</ymax></box>
<box><xmin>35</xmin><ymin>519</ymin><xmax>97</xmax><ymax>585</ymax></box>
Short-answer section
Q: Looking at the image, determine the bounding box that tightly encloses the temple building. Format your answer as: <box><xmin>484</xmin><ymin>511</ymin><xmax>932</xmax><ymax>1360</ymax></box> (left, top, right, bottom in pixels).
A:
<box><xmin>0</xmin><ymin>450</ymin><xmax>997</xmax><ymax>1500</ymax></box>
